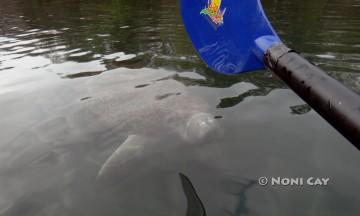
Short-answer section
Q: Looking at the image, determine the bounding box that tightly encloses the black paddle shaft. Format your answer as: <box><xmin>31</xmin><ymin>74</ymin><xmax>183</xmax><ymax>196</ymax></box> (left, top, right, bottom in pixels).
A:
<box><xmin>264</xmin><ymin>43</ymin><xmax>360</xmax><ymax>149</ymax></box>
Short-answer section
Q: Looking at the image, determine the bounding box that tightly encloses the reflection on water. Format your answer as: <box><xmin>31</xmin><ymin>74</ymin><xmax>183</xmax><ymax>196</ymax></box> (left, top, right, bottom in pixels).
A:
<box><xmin>0</xmin><ymin>0</ymin><xmax>197</xmax><ymax>76</ymax></box>
<box><xmin>264</xmin><ymin>0</ymin><xmax>360</xmax><ymax>92</ymax></box>
<box><xmin>1</xmin><ymin>0</ymin><xmax>360</xmax><ymax>215</ymax></box>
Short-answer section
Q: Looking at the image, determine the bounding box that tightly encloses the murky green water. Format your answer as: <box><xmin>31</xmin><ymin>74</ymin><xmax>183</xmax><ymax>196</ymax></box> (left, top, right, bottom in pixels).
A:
<box><xmin>1</xmin><ymin>0</ymin><xmax>360</xmax><ymax>215</ymax></box>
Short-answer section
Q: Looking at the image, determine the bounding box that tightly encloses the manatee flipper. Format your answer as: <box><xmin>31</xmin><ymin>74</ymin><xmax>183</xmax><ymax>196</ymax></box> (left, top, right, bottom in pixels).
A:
<box><xmin>97</xmin><ymin>134</ymin><xmax>146</xmax><ymax>180</ymax></box>
<box><xmin>179</xmin><ymin>173</ymin><xmax>207</xmax><ymax>216</ymax></box>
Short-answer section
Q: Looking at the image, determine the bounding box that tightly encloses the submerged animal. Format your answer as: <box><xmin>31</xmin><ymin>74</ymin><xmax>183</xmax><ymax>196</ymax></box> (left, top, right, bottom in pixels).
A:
<box><xmin>0</xmin><ymin>68</ymin><xmax>221</xmax><ymax>216</ymax></box>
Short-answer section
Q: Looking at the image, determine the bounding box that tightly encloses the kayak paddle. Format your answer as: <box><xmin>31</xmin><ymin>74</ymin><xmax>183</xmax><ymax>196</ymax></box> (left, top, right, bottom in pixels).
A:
<box><xmin>180</xmin><ymin>0</ymin><xmax>360</xmax><ymax>149</ymax></box>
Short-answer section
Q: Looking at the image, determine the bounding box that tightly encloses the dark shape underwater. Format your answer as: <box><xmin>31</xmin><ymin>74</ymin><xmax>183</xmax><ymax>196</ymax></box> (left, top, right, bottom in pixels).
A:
<box><xmin>179</xmin><ymin>173</ymin><xmax>206</xmax><ymax>216</ymax></box>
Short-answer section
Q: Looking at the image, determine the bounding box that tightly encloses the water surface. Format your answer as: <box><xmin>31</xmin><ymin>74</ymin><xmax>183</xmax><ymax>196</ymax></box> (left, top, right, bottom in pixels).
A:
<box><xmin>1</xmin><ymin>0</ymin><xmax>360</xmax><ymax>215</ymax></box>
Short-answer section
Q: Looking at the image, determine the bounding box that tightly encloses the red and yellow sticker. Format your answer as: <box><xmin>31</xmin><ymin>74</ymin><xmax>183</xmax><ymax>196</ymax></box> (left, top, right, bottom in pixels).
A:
<box><xmin>200</xmin><ymin>0</ymin><xmax>227</xmax><ymax>26</ymax></box>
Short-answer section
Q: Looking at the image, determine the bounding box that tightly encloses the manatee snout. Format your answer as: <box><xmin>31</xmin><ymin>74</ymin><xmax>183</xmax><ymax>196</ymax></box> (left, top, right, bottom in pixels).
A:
<box><xmin>183</xmin><ymin>112</ymin><xmax>219</xmax><ymax>143</ymax></box>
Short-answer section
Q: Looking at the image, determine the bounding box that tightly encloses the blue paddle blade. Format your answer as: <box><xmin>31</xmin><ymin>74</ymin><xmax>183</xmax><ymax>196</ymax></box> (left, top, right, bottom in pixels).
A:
<box><xmin>180</xmin><ymin>0</ymin><xmax>281</xmax><ymax>74</ymax></box>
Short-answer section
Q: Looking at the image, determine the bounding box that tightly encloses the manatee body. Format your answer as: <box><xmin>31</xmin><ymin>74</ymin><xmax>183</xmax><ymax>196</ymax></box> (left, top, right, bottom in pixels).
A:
<box><xmin>0</xmin><ymin>68</ymin><xmax>222</xmax><ymax>216</ymax></box>
<box><xmin>81</xmin><ymin>69</ymin><xmax>219</xmax><ymax>143</ymax></box>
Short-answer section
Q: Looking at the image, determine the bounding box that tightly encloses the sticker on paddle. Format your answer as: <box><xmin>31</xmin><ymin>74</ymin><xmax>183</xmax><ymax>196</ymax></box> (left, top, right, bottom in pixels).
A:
<box><xmin>200</xmin><ymin>0</ymin><xmax>227</xmax><ymax>27</ymax></box>
<box><xmin>181</xmin><ymin>0</ymin><xmax>281</xmax><ymax>74</ymax></box>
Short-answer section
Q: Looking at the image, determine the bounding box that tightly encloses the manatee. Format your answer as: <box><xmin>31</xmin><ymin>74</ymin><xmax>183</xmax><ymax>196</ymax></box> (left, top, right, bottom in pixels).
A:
<box><xmin>79</xmin><ymin>69</ymin><xmax>219</xmax><ymax>144</ymax></box>
<box><xmin>0</xmin><ymin>68</ymin><xmax>225</xmax><ymax>216</ymax></box>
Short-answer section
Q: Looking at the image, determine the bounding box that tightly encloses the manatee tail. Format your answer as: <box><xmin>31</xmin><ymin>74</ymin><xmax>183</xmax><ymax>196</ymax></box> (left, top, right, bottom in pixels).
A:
<box><xmin>179</xmin><ymin>173</ymin><xmax>207</xmax><ymax>216</ymax></box>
